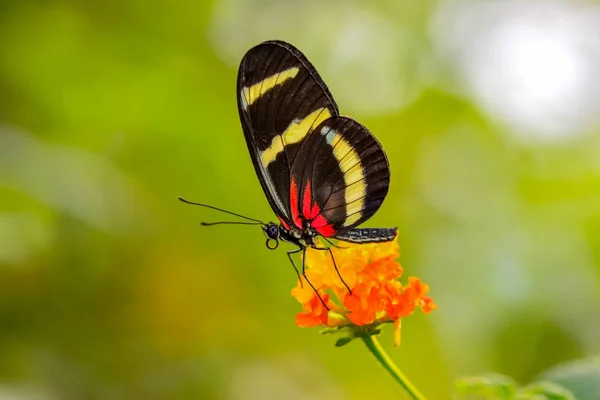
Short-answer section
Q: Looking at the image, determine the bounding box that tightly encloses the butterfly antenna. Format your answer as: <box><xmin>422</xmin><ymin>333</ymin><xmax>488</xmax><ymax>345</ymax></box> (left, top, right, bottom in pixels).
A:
<box><xmin>178</xmin><ymin>197</ymin><xmax>266</xmax><ymax>225</ymax></box>
<box><xmin>200</xmin><ymin>221</ymin><xmax>263</xmax><ymax>226</ymax></box>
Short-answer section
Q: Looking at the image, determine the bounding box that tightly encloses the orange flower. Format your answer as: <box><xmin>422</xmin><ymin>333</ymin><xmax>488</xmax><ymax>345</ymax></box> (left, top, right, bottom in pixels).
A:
<box><xmin>291</xmin><ymin>237</ymin><xmax>436</xmax><ymax>345</ymax></box>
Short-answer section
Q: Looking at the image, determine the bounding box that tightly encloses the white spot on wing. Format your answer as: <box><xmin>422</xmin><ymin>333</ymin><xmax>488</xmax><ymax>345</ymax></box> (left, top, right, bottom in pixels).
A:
<box><xmin>325</xmin><ymin>130</ymin><xmax>336</xmax><ymax>145</ymax></box>
<box><xmin>240</xmin><ymin>90</ymin><xmax>249</xmax><ymax>111</ymax></box>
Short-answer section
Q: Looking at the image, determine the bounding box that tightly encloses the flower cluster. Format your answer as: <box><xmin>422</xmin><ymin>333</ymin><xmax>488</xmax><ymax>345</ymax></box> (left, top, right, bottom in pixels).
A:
<box><xmin>291</xmin><ymin>237</ymin><xmax>435</xmax><ymax>344</ymax></box>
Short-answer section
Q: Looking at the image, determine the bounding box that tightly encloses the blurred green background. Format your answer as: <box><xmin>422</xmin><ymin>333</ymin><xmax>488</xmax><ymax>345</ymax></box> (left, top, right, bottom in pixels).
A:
<box><xmin>2</xmin><ymin>0</ymin><xmax>600</xmax><ymax>399</ymax></box>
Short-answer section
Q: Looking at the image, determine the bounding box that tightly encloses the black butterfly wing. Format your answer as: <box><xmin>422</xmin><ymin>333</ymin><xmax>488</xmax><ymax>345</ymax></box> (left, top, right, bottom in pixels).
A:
<box><xmin>289</xmin><ymin>116</ymin><xmax>391</xmax><ymax>237</ymax></box>
<box><xmin>237</xmin><ymin>40</ymin><xmax>339</xmax><ymax>228</ymax></box>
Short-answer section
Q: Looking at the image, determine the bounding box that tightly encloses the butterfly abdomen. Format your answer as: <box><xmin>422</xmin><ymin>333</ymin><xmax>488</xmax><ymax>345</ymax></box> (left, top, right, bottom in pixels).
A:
<box><xmin>335</xmin><ymin>227</ymin><xmax>397</xmax><ymax>243</ymax></box>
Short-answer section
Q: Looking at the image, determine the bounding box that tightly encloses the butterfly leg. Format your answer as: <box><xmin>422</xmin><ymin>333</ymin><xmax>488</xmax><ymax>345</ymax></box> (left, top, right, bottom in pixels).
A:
<box><xmin>291</xmin><ymin>246</ymin><xmax>329</xmax><ymax>310</ymax></box>
<box><xmin>286</xmin><ymin>248</ymin><xmax>303</xmax><ymax>288</ymax></box>
<box><xmin>312</xmin><ymin>246</ymin><xmax>352</xmax><ymax>295</ymax></box>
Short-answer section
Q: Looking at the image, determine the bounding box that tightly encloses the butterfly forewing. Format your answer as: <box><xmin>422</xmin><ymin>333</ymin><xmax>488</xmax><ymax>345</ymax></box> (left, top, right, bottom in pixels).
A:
<box><xmin>237</xmin><ymin>41</ymin><xmax>339</xmax><ymax>227</ymax></box>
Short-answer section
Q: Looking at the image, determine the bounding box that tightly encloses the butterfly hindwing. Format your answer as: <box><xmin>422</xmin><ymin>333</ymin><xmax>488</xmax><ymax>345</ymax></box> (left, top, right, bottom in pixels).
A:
<box><xmin>289</xmin><ymin>116</ymin><xmax>390</xmax><ymax>237</ymax></box>
<box><xmin>237</xmin><ymin>41</ymin><xmax>339</xmax><ymax>228</ymax></box>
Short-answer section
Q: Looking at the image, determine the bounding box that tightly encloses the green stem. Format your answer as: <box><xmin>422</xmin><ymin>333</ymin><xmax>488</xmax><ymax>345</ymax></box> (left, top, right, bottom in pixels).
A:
<box><xmin>361</xmin><ymin>335</ymin><xmax>426</xmax><ymax>400</ymax></box>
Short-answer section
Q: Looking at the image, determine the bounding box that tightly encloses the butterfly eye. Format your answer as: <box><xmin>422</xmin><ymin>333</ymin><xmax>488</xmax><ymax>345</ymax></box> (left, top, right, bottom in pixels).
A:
<box><xmin>271</xmin><ymin>225</ymin><xmax>280</xmax><ymax>238</ymax></box>
<box><xmin>262</xmin><ymin>223</ymin><xmax>279</xmax><ymax>240</ymax></box>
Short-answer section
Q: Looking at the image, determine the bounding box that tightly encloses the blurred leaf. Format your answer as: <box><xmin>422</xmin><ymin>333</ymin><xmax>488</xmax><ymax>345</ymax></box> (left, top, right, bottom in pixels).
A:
<box><xmin>536</xmin><ymin>355</ymin><xmax>600</xmax><ymax>400</ymax></box>
<box><xmin>516</xmin><ymin>381</ymin><xmax>575</xmax><ymax>400</ymax></box>
<box><xmin>335</xmin><ymin>337</ymin><xmax>354</xmax><ymax>347</ymax></box>
<box><xmin>454</xmin><ymin>373</ymin><xmax>517</xmax><ymax>400</ymax></box>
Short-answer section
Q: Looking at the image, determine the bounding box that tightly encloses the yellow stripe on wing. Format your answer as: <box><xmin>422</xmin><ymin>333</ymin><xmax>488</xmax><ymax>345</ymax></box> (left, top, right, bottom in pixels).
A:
<box><xmin>240</xmin><ymin>67</ymin><xmax>300</xmax><ymax>110</ymax></box>
<box><xmin>322</xmin><ymin>126</ymin><xmax>366</xmax><ymax>227</ymax></box>
<box><xmin>260</xmin><ymin>107</ymin><xmax>332</xmax><ymax>167</ymax></box>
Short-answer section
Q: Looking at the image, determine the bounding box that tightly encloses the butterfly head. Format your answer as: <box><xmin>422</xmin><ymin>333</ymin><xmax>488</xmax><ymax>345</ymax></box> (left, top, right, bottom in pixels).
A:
<box><xmin>262</xmin><ymin>222</ymin><xmax>280</xmax><ymax>250</ymax></box>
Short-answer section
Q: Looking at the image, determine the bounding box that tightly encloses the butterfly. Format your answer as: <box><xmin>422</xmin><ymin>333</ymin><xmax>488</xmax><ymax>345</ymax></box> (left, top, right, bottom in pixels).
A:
<box><xmin>180</xmin><ymin>40</ymin><xmax>396</xmax><ymax>304</ymax></box>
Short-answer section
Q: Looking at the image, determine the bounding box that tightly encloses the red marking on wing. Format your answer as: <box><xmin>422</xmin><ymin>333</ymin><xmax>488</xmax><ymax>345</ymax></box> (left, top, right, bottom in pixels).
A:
<box><xmin>302</xmin><ymin>181</ymin><xmax>312</xmax><ymax>218</ymax></box>
<box><xmin>302</xmin><ymin>181</ymin><xmax>321</xmax><ymax>220</ymax></box>
<box><xmin>315</xmin><ymin>223</ymin><xmax>335</xmax><ymax>237</ymax></box>
<box><xmin>311</xmin><ymin>213</ymin><xmax>335</xmax><ymax>237</ymax></box>
<box><xmin>311</xmin><ymin>213</ymin><xmax>329</xmax><ymax>228</ymax></box>
<box><xmin>291</xmin><ymin>178</ymin><xmax>337</xmax><ymax>237</ymax></box>
<box><xmin>290</xmin><ymin>178</ymin><xmax>302</xmax><ymax>228</ymax></box>
<box><xmin>300</xmin><ymin>180</ymin><xmax>336</xmax><ymax>237</ymax></box>
<box><xmin>278</xmin><ymin>215</ymin><xmax>290</xmax><ymax>230</ymax></box>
